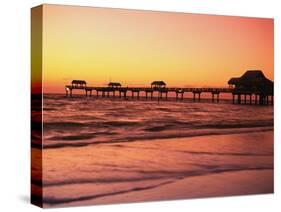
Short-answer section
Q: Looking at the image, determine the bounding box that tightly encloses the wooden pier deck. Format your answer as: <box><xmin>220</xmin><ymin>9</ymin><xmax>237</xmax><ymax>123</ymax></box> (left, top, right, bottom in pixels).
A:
<box><xmin>64</xmin><ymin>71</ymin><xmax>274</xmax><ymax>105</ymax></box>
<box><xmin>65</xmin><ymin>84</ymin><xmax>273</xmax><ymax>105</ymax></box>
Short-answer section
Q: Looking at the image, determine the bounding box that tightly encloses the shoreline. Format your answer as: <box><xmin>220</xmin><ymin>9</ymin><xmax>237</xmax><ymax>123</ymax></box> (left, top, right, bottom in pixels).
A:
<box><xmin>45</xmin><ymin>169</ymin><xmax>273</xmax><ymax>207</ymax></box>
<box><xmin>94</xmin><ymin>169</ymin><xmax>273</xmax><ymax>205</ymax></box>
<box><xmin>42</xmin><ymin>131</ymin><xmax>273</xmax><ymax>207</ymax></box>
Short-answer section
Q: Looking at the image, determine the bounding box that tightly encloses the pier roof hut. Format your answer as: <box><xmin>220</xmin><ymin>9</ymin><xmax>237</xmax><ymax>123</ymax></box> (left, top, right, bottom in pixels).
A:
<box><xmin>108</xmin><ymin>82</ymin><xmax>122</xmax><ymax>89</ymax></box>
<box><xmin>228</xmin><ymin>70</ymin><xmax>273</xmax><ymax>94</ymax></box>
<box><xmin>228</xmin><ymin>77</ymin><xmax>240</xmax><ymax>88</ymax></box>
<box><xmin>71</xmin><ymin>80</ymin><xmax>87</xmax><ymax>88</ymax></box>
<box><xmin>151</xmin><ymin>81</ymin><xmax>166</xmax><ymax>90</ymax></box>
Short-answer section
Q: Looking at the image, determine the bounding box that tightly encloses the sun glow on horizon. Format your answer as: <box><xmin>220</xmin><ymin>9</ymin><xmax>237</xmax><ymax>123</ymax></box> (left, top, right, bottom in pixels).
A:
<box><xmin>35</xmin><ymin>4</ymin><xmax>273</xmax><ymax>93</ymax></box>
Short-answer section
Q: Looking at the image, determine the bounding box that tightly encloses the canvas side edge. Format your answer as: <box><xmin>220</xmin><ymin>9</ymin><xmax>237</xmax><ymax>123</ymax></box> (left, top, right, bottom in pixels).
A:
<box><xmin>31</xmin><ymin>5</ymin><xmax>43</xmax><ymax>208</ymax></box>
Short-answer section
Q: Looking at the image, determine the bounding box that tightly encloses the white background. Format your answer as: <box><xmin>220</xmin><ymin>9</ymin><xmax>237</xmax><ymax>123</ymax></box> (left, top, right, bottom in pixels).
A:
<box><xmin>0</xmin><ymin>0</ymin><xmax>280</xmax><ymax>211</ymax></box>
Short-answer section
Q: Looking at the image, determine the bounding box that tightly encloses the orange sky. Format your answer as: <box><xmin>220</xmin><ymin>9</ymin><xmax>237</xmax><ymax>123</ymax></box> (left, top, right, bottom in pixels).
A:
<box><xmin>36</xmin><ymin>4</ymin><xmax>273</xmax><ymax>93</ymax></box>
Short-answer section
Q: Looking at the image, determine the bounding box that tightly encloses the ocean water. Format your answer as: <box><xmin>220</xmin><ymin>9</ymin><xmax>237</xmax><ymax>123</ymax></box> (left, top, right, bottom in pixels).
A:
<box><xmin>41</xmin><ymin>94</ymin><xmax>273</xmax><ymax>149</ymax></box>
<box><xmin>32</xmin><ymin>94</ymin><xmax>274</xmax><ymax>207</ymax></box>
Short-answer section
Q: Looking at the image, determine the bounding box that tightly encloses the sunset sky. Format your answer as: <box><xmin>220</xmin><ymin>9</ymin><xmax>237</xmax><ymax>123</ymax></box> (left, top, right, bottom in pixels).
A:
<box><xmin>36</xmin><ymin>4</ymin><xmax>273</xmax><ymax>93</ymax></box>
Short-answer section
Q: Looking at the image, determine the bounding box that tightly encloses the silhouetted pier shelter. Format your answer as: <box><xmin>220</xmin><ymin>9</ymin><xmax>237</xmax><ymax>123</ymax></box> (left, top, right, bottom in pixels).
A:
<box><xmin>108</xmin><ymin>82</ymin><xmax>121</xmax><ymax>89</ymax></box>
<box><xmin>95</xmin><ymin>82</ymin><xmax>128</xmax><ymax>98</ymax></box>
<box><xmin>106</xmin><ymin>82</ymin><xmax>121</xmax><ymax>97</ymax></box>
<box><xmin>150</xmin><ymin>81</ymin><xmax>168</xmax><ymax>99</ymax></box>
<box><xmin>65</xmin><ymin>80</ymin><xmax>87</xmax><ymax>97</ymax></box>
<box><xmin>151</xmin><ymin>81</ymin><xmax>166</xmax><ymax>89</ymax></box>
<box><xmin>228</xmin><ymin>70</ymin><xmax>273</xmax><ymax>105</ymax></box>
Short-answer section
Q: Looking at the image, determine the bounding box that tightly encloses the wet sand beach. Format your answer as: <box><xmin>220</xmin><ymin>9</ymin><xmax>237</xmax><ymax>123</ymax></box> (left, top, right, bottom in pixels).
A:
<box><xmin>40</xmin><ymin>131</ymin><xmax>273</xmax><ymax>207</ymax></box>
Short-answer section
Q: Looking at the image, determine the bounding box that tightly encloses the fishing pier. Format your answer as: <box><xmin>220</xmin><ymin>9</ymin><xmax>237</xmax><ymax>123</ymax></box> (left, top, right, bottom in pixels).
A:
<box><xmin>65</xmin><ymin>70</ymin><xmax>274</xmax><ymax>105</ymax></box>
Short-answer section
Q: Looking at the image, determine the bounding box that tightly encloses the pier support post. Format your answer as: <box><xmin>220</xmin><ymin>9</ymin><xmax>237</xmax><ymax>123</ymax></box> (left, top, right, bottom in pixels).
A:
<box><xmin>259</xmin><ymin>95</ymin><xmax>263</xmax><ymax>105</ymax></box>
<box><xmin>176</xmin><ymin>92</ymin><xmax>184</xmax><ymax>101</ymax></box>
<box><xmin>232</xmin><ymin>94</ymin><xmax>235</xmax><ymax>104</ymax></box>
<box><xmin>250</xmin><ymin>94</ymin><xmax>252</xmax><ymax>104</ymax></box>
<box><xmin>193</xmin><ymin>92</ymin><xmax>201</xmax><ymax>101</ymax></box>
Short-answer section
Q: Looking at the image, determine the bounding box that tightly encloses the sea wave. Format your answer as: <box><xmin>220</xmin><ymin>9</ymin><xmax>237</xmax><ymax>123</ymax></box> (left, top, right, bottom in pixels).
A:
<box><xmin>41</xmin><ymin>126</ymin><xmax>273</xmax><ymax>149</ymax></box>
<box><xmin>39</xmin><ymin>95</ymin><xmax>274</xmax><ymax>149</ymax></box>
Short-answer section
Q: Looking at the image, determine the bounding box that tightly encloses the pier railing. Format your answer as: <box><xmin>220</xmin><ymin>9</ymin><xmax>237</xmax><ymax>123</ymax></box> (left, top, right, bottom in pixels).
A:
<box><xmin>65</xmin><ymin>84</ymin><xmax>273</xmax><ymax>105</ymax></box>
